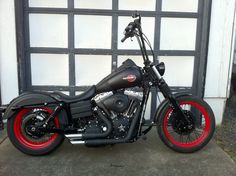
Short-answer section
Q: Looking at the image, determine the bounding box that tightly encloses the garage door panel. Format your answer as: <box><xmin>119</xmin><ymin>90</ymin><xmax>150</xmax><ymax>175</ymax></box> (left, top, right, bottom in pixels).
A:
<box><xmin>118</xmin><ymin>17</ymin><xmax>155</xmax><ymax>50</ymax></box>
<box><xmin>74</xmin><ymin>0</ymin><xmax>112</xmax><ymax>9</ymax></box>
<box><xmin>119</xmin><ymin>0</ymin><xmax>156</xmax><ymax>11</ymax></box>
<box><xmin>118</xmin><ymin>55</ymin><xmax>194</xmax><ymax>87</ymax></box>
<box><xmin>29</xmin><ymin>14</ymin><xmax>68</xmax><ymax>48</ymax></box>
<box><xmin>160</xmin><ymin>18</ymin><xmax>197</xmax><ymax>50</ymax></box>
<box><xmin>16</xmin><ymin>0</ymin><xmax>210</xmax><ymax>104</ymax></box>
<box><xmin>31</xmin><ymin>54</ymin><xmax>69</xmax><ymax>86</ymax></box>
<box><xmin>13</xmin><ymin>0</ymin><xmax>211</xmax><ymax>123</ymax></box>
<box><xmin>74</xmin><ymin>15</ymin><xmax>112</xmax><ymax>49</ymax></box>
<box><xmin>145</xmin><ymin>93</ymin><xmax>152</xmax><ymax>120</ymax></box>
<box><xmin>75</xmin><ymin>55</ymin><xmax>111</xmax><ymax>86</ymax></box>
<box><xmin>162</xmin><ymin>0</ymin><xmax>199</xmax><ymax>12</ymax></box>
<box><xmin>118</xmin><ymin>55</ymin><xmax>146</xmax><ymax>67</ymax></box>
<box><xmin>76</xmin><ymin>91</ymin><xmax>84</xmax><ymax>95</ymax></box>
<box><xmin>159</xmin><ymin>56</ymin><xmax>194</xmax><ymax>87</ymax></box>
<box><xmin>28</xmin><ymin>0</ymin><xmax>67</xmax><ymax>8</ymax></box>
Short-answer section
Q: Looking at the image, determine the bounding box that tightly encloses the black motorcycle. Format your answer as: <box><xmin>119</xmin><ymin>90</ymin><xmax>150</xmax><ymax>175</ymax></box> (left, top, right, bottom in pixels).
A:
<box><xmin>1</xmin><ymin>12</ymin><xmax>215</xmax><ymax>155</ymax></box>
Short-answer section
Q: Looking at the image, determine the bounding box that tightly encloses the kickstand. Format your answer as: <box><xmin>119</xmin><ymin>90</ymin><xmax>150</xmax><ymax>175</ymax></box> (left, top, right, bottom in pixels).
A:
<box><xmin>140</xmin><ymin>124</ymin><xmax>154</xmax><ymax>140</ymax></box>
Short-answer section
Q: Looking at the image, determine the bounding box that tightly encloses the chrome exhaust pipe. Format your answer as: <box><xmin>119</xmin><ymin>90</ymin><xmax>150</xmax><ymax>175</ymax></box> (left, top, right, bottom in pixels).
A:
<box><xmin>65</xmin><ymin>134</ymin><xmax>82</xmax><ymax>139</ymax></box>
<box><xmin>70</xmin><ymin>141</ymin><xmax>85</xmax><ymax>144</ymax></box>
<box><xmin>65</xmin><ymin>134</ymin><xmax>85</xmax><ymax>144</ymax></box>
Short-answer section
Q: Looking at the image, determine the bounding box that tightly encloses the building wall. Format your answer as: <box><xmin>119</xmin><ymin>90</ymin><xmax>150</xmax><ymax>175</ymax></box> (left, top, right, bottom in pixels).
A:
<box><xmin>0</xmin><ymin>0</ymin><xmax>19</xmax><ymax>104</ymax></box>
<box><xmin>204</xmin><ymin>0</ymin><xmax>236</xmax><ymax>124</ymax></box>
<box><xmin>0</xmin><ymin>0</ymin><xmax>236</xmax><ymax>125</ymax></box>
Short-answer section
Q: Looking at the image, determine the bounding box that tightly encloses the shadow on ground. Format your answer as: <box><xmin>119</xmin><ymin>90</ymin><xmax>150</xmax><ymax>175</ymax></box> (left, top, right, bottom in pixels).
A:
<box><xmin>0</xmin><ymin>130</ymin><xmax>236</xmax><ymax>176</ymax></box>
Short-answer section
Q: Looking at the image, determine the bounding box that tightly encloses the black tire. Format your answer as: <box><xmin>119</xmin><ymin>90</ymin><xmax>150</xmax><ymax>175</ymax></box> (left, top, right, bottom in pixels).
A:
<box><xmin>7</xmin><ymin>107</ymin><xmax>64</xmax><ymax>156</ymax></box>
<box><xmin>157</xmin><ymin>96</ymin><xmax>215</xmax><ymax>153</ymax></box>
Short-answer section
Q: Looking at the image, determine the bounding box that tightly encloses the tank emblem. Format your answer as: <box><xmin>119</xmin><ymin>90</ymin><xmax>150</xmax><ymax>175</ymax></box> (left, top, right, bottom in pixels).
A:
<box><xmin>123</xmin><ymin>75</ymin><xmax>136</xmax><ymax>82</ymax></box>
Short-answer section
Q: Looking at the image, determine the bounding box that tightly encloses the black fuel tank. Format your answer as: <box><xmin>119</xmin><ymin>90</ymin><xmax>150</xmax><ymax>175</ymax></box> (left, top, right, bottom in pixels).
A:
<box><xmin>96</xmin><ymin>59</ymin><xmax>143</xmax><ymax>93</ymax></box>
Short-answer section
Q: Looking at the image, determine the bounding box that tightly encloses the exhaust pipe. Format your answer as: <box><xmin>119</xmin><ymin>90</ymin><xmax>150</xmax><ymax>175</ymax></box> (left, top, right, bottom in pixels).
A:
<box><xmin>84</xmin><ymin>106</ymin><xmax>141</xmax><ymax>145</ymax></box>
<box><xmin>82</xmin><ymin>109</ymin><xmax>112</xmax><ymax>139</ymax></box>
<box><xmin>65</xmin><ymin>134</ymin><xmax>82</xmax><ymax>140</ymax></box>
<box><xmin>65</xmin><ymin>108</ymin><xmax>113</xmax><ymax>143</ymax></box>
<box><xmin>70</xmin><ymin>141</ymin><xmax>85</xmax><ymax>144</ymax></box>
<box><xmin>68</xmin><ymin>106</ymin><xmax>141</xmax><ymax>145</ymax></box>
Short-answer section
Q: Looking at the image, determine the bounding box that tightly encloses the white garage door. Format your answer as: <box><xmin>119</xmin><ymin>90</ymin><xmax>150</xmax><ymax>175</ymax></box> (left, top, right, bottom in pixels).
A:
<box><xmin>15</xmin><ymin>0</ymin><xmax>211</xmax><ymax>120</ymax></box>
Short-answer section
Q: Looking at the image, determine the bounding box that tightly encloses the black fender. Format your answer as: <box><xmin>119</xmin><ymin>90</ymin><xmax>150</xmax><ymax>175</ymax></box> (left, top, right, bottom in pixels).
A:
<box><xmin>154</xmin><ymin>92</ymin><xmax>192</xmax><ymax>123</ymax></box>
<box><xmin>3</xmin><ymin>92</ymin><xmax>68</xmax><ymax>125</ymax></box>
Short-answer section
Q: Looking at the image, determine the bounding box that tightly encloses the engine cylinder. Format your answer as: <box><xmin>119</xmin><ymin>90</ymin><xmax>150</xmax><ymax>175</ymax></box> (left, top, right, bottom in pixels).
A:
<box><xmin>103</xmin><ymin>94</ymin><xmax>129</xmax><ymax>113</ymax></box>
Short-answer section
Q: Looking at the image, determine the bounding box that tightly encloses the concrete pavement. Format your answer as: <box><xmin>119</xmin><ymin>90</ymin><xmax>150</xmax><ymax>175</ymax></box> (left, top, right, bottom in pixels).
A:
<box><xmin>0</xmin><ymin>129</ymin><xmax>236</xmax><ymax>176</ymax></box>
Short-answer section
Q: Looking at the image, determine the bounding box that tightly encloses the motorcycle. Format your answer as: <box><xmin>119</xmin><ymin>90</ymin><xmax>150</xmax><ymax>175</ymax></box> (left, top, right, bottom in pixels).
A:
<box><xmin>1</xmin><ymin>12</ymin><xmax>215</xmax><ymax>155</ymax></box>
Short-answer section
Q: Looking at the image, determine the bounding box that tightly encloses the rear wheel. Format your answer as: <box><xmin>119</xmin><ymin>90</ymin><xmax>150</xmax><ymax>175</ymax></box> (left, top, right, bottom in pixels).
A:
<box><xmin>157</xmin><ymin>96</ymin><xmax>215</xmax><ymax>153</ymax></box>
<box><xmin>7</xmin><ymin>107</ymin><xmax>64</xmax><ymax>155</ymax></box>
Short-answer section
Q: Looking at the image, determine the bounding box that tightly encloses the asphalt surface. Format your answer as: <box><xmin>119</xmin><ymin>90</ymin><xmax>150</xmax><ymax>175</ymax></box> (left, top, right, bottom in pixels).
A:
<box><xmin>0</xmin><ymin>129</ymin><xmax>236</xmax><ymax>176</ymax></box>
<box><xmin>215</xmin><ymin>93</ymin><xmax>236</xmax><ymax>162</ymax></box>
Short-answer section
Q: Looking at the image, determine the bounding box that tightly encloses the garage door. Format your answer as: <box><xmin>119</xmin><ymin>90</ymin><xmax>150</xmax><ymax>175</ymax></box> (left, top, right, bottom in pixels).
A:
<box><xmin>15</xmin><ymin>0</ymin><xmax>211</xmax><ymax>120</ymax></box>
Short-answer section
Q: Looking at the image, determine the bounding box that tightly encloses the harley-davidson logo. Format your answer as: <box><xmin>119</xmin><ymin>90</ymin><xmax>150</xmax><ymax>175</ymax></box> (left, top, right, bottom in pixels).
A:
<box><xmin>123</xmin><ymin>75</ymin><xmax>136</xmax><ymax>82</ymax></box>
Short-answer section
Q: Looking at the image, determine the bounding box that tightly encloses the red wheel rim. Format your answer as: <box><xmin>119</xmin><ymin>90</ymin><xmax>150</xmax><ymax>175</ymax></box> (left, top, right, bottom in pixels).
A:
<box><xmin>163</xmin><ymin>101</ymin><xmax>211</xmax><ymax>149</ymax></box>
<box><xmin>13</xmin><ymin>108</ymin><xmax>59</xmax><ymax>150</ymax></box>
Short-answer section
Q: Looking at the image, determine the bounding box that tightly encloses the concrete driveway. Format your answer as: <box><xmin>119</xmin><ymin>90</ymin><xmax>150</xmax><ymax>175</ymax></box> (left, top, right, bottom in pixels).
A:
<box><xmin>0</xmin><ymin>129</ymin><xmax>236</xmax><ymax>176</ymax></box>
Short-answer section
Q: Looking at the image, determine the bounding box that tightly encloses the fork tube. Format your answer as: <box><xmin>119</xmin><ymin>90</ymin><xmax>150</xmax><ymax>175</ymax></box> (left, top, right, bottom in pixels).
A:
<box><xmin>151</xmin><ymin>66</ymin><xmax>190</xmax><ymax>123</ymax></box>
<box><xmin>157</xmin><ymin>78</ymin><xmax>190</xmax><ymax>123</ymax></box>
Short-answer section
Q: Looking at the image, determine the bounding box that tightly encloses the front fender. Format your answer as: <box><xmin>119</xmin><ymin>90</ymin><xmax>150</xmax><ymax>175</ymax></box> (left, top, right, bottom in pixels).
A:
<box><xmin>154</xmin><ymin>92</ymin><xmax>192</xmax><ymax>123</ymax></box>
<box><xmin>3</xmin><ymin>92</ymin><xmax>68</xmax><ymax>125</ymax></box>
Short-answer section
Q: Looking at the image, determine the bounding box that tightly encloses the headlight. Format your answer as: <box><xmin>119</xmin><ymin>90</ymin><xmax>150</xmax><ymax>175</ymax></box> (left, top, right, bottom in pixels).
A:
<box><xmin>156</xmin><ymin>62</ymin><xmax>165</xmax><ymax>76</ymax></box>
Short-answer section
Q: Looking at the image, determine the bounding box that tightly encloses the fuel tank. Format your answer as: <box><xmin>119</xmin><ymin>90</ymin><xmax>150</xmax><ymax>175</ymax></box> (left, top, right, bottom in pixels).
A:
<box><xmin>96</xmin><ymin>59</ymin><xmax>143</xmax><ymax>93</ymax></box>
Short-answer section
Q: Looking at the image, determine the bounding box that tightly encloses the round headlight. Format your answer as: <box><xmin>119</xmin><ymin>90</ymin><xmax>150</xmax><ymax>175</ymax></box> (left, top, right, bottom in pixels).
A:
<box><xmin>156</xmin><ymin>62</ymin><xmax>165</xmax><ymax>76</ymax></box>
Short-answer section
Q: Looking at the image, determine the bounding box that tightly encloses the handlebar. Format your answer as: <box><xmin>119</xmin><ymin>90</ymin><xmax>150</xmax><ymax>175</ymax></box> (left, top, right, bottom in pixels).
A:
<box><xmin>121</xmin><ymin>21</ymin><xmax>137</xmax><ymax>42</ymax></box>
<box><xmin>121</xmin><ymin>35</ymin><xmax>128</xmax><ymax>43</ymax></box>
<box><xmin>120</xmin><ymin>12</ymin><xmax>152</xmax><ymax>66</ymax></box>
<box><xmin>121</xmin><ymin>12</ymin><xmax>141</xmax><ymax>43</ymax></box>
<box><xmin>121</xmin><ymin>22</ymin><xmax>136</xmax><ymax>42</ymax></box>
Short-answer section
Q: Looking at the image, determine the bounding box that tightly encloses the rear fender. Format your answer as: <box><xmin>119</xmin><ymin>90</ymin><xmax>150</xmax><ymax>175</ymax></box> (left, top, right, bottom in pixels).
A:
<box><xmin>154</xmin><ymin>92</ymin><xmax>192</xmax><ymax>123</ymax></box>
<box><xmin>3</xmin><ymin>92</ymin><xmax>68</xmax><ymax>125</ymax></box>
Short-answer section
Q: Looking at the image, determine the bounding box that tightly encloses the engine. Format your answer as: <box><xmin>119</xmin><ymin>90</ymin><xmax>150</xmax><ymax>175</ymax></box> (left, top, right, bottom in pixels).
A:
<box><xmin>94</xmin><ymin>90</ymin><xmax>142</xmax><ymax>139</ymax></box>
<box><xmin>72</xmin><ymin>90</ymin><xmax>142</xmax><ymax>140</ymax></box>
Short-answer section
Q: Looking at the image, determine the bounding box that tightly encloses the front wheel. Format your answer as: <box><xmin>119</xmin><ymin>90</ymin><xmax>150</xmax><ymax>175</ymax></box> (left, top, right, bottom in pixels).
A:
<box><xmin>157</xmin><ymin>96</ymin><xmax>215</xmax><ymax>153</ymax></box>
<box><xmin>7</xmin><ymin>107</ymin><xmax>64</xmax><ymax>155</ymax></box>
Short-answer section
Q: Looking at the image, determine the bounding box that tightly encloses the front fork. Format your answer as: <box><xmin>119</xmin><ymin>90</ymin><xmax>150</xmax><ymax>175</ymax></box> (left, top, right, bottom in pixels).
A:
<box><xmin>158</xmin><ymin>78</ymin><xmax>191</xmax><ymax>124</ymax></box>
<box><xmin>151</xmin><ymin>66</ymin><xmax>190</xmax><ymax>124</ymax></box>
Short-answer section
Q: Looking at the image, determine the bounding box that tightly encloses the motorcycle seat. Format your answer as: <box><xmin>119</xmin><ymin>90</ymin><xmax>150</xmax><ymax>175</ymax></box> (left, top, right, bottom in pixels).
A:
<box><xmin>50</xmin><ymin>85</ymin><xmax>96</xmax><ymax>103</ymax></box>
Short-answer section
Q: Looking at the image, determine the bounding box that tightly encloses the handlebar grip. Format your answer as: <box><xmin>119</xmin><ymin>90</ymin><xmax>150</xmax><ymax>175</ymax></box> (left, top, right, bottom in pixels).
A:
<box><xmin>121</xmin><ymin>36</ymin><xmax>128</xmax><ymax>43</ymax></box>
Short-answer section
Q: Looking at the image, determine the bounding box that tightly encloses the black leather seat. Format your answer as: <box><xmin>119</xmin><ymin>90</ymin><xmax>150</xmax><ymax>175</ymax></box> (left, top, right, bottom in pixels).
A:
<box><xmin>50</xmin><ymin>86</ymin><xmax>96</xmax><ymax>103</ymax></box>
